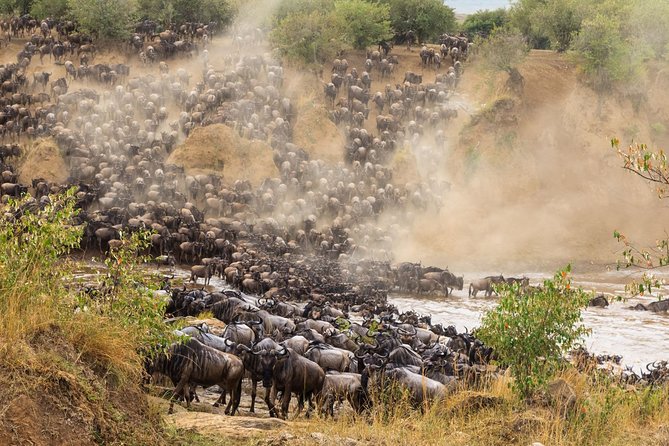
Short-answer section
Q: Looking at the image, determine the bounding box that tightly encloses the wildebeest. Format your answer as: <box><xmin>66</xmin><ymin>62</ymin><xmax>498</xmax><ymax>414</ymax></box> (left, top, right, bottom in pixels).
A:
<box><xmin>403</xmin><ymin>71</ymin><xmax>422</xmax><ymax>84</ymax></box>
<box><xmin>469</xmin><ymin>275</ymin><xmax>505</xmax><ymax>297</ymax></box>
<box><xmin>148</xmin><ymin>338</ymin><xmax>245</xmax><ymax>414</ymax></box>
<box><xmin>588</xmin><ymin>294</ymin><xmax>609</xmax><ymax>308</ymax></box>
<box><xmin>190</xmin><ymin>263</ymin><xmax>213</xmax><ymax>285</ymax></box>
<box><xmin>630</xmin><ymin>297</ymin><xmax>669</xmax><ymax>312</ymax></box>
<box><xmin>267</xmin><ymin>347</ymin><xmax>325</xmax><ymax>419</ymax></box>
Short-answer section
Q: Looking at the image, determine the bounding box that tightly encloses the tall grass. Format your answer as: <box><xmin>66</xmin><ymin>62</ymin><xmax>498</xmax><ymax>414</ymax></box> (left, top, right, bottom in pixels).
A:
<box><xmin>0</xmin><ymin>191</ymin><xmax>81</xmax><ymax>345</ymax></box>
<box><xmin>0</xmin><ymin>191</ymin><xmax>171</xmax><ymax>382</ymax></box>
<box><xmin>293</xmin><ymin>371</ymin><xmax>669</xmax><ymax>446</ymax></box>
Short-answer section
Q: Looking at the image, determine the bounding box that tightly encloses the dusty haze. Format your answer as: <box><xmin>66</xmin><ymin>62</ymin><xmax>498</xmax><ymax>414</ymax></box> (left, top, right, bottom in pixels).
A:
<box><xmin>390</xmin><ymin>51</ymin><xmax>669</xmax><ymax>272</ymax></box>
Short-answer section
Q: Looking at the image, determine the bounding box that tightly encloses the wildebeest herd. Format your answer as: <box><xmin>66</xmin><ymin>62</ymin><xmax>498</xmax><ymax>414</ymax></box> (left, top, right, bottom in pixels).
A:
<box><xmin>1</xmin><ymin>14</ymin><xmax>667</xmax><ymax>419</ymax></box>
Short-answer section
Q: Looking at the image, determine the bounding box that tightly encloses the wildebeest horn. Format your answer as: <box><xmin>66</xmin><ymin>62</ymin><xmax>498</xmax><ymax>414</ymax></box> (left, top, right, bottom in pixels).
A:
<box><xmin>236</xmin><ymin>343</ymin><xmax>251</xmax><ymax>353</ymax></box>
<box><xmin>277</xmin><ymin>346</ymin><xmax>288</xmax><ymax>356</ymax></box>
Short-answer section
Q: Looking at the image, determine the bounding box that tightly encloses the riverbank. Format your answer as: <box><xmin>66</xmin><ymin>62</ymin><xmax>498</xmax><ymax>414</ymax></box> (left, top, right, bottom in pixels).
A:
<box><xmin>150</xmin><ymin>367</ymin><xmax>669</xmax><ymax>446</ymax></box>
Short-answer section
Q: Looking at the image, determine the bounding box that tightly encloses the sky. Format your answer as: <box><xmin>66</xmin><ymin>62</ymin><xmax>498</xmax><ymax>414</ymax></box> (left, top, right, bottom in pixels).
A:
<box><xmin>446</xmin><ymin>0</ymin><xmax>512</xmax><ymax>14</ymax></box>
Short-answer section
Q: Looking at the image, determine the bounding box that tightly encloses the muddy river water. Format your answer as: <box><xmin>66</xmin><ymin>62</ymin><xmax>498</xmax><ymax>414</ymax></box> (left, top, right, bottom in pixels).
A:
<box><xmin>391</xmin><ymin>268</ymin><xmax>669</xmax><ymax>371</ymax></box>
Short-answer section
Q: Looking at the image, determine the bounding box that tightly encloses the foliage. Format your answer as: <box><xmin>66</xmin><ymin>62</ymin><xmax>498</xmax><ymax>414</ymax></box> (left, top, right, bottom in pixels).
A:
<box><xmin>170</xmin><ymin>0</ymin><xmax>235</xmax><ymax>26</ymax></box>
<box><xmin>572</xmin><ymin>13</ymin><xmax>649</xmax><ymax>93</ymax></box>
<box><xmin>0</xmin><ymin>190</ymin><xmax>82</xmax><ymax>341</ymax></box>
<box><xmin>508</xmin><ymin>0</ymin><xmax>550</xmax><ymax>49</ymax></box>
<box><xmin>461</xmin><ymin>8</ymin><xmax>508</xmax><ymax>39</ymax></box>
<box><xmin>0</xmin><ymin>0</ymin><xmax>33</xmax><ymax>15</ymax></box>
<box><xmin>273</xmin><ymin>0</ymin><xmax>334</xmax><ymax>23</ymax></box>
<box><xmin>629</xmin><ymin>0</ymin><xmax>669</xmax><ymax>60</ymax></box>
<box><xmin>478</xmin><ymin>266</ymin><xmax>591</xmax><ymax>399</ymax></box>
<box><xmin>529</xmin><ymin>0</ymin><xmax>585</xmax><ymax>52</ymax></box>
<box><xmin>79</xmin><ymin>230</ymin><xmax>175</xmax><ymax>354</ymax></box>
<box><xmin>270</xmin><ymin>8</ymin><xmax>344</xmax><ymax>66</ymax></box>
<box><xmin>333</xmin><ymin>0</ymin><xmax>392</xmax><ymax>50</ymax></box>
<box><xmin>30</xmin><ymin>0</ymin><xmax>69</xmax><ymax>18</ymax></box>
<box><xmin>479</xmin><ymin>28</ymin><xmax>529</xmax><ymax>73</ymax></box>
<box><xmin>67</xmin><ymin>0</ymin><xmax>138</xmax><ymax>39</ymax></box>
<box><xmin>382</xmin><ymin>0</ymin><xmax>456</xmax><ymax>44</ymax></box>
<box><xmin>612</xmin><ymin>138</ymin><xmax>669</xmax><ymax>297</ymax></box>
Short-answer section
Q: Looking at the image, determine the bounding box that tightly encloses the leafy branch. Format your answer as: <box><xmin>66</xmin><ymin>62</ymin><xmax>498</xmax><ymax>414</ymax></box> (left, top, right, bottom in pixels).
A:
<box><xmin>613</xmin><ymin>138</ymin><xmax>669</xmax><ymax>297</ymax></box>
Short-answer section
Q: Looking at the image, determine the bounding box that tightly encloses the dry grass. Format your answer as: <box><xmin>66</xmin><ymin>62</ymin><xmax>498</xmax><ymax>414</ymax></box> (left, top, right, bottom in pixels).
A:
<box><xmin>282</xmin><ymin>371</ymin><xmax>669</xmax><ymax>446</ymax></box>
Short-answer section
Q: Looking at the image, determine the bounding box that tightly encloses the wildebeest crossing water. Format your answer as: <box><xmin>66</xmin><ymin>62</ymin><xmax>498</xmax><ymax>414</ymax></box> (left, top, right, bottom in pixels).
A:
<box><xmin>151</xmin><ymin>263</ymin><xmax>669</xmax><ymax>374</ymax></box>
<box><xmin>391</xmin><ymin>268</ymin><xmax>669</xmax><ymax>372</ymax></box>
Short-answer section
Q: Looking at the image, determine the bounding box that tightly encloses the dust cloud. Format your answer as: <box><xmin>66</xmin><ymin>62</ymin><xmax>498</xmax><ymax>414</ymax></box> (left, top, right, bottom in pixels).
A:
<box><xmin>388</xmin><ymin>57</ymin><xmax>669</xmax><ymax>273</ymax></box>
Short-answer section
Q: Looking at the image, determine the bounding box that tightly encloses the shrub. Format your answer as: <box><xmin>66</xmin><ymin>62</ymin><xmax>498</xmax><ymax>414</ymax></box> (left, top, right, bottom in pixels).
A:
<box><xmin>0</xmin><ymin>189</ymin><xmax>82</xmax><ymax>342</ymax></box>
<box><xmin>478</xmin><ymin>266</ymin><xmax>591</xmax><ymax>399</ymax></box>
<box><xmin>334</xmin><ymin>0</ymin><xmax>392</xmax><ymax>50</ymax></box>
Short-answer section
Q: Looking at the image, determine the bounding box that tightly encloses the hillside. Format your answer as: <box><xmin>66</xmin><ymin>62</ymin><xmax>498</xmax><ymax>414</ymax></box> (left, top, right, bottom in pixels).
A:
<box><xmin>330</xmin><ymin>48</ymin><xmax>669</xmax><ymax>271</ymax></box>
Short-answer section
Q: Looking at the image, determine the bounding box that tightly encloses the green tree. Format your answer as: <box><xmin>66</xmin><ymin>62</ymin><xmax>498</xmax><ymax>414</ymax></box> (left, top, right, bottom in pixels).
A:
<box><xmin>67</xmin><ymin>0</ymin><xmax>138</xmax><ymax>39</ymax></box>
<box><xmin>508</xmin><ymin>0</ymin><xmax>550</xmax><ymax>49</ymax></box>
<box><xmin>530</xmin><ymin>0</ymin><xmax>584</xmax><ymax>52</ymax></box>
<box><xmin>572</xmin><ymin>13</ymin><xmax>647</xmax><ymax>93</ymax></box>
<box><xmin>0</xmin><ymin>190</ymin><xmax>82</xmax><ymax>341</ymax></box>
<box><xmin>170</xmin><ymin>0</ymin><xmax>235</xmax><ymax>26</ymax></box>
<box><xmin>478</xmin><ymin>267</ymin><xmax>591</xmax><ymax>399</ymax></box>
<box><xmin>271</xmin><ymin>8</ymin><xmax>344</xmax><ymax>66</ymax></box>
<box><xmin>383</xmin><ymin>0</ymin><xmax>456</xmax><ymax>44</ymax></box>
<box><xmin>0</xmin><ymin>0</ymin><xmax>32</xmax><ymax>14</ymax></box>
<box><xmin>274</xmin><ymin>0</ymin><xmax>334</xmax><ymax>23</ymax></box>
<box><xmin>479</xmin><ymin>28</ymin><xmax>529</xmax><ymax>95</ymax></box>
<box><xmin>629</xmin><ymin>0</ymin><xmax>669</xmax><ymax>60</ymax></box>
<box><xmin>461</xmin><ymin>8</ymin><xmax>509</xmax><ymax>39</ymax></box>
<box><xmin>31</xmin><ymin>0</ymin><xmax>69</xmax><ymax>19</ymax></box>
<box><xmin>334</xmin><ymin>0</ymin><xmax>392</xmax><ymax>50</ymax></box>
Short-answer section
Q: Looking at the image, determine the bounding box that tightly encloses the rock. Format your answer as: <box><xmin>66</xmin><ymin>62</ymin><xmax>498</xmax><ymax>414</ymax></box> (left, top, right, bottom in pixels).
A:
<box><xmin>531</xmin><ymin>443</ymin><xmax>545</xmax><ymax>446</ymax></box>
<box><xmin>311</xmin><ymin>432</ymin><xmax>327</xmax><ymax>443</ymax></box>
<box><xmin>547</xmin><ymin>378</ymin><xmax>576</xmax><ymax>414</ymax></box>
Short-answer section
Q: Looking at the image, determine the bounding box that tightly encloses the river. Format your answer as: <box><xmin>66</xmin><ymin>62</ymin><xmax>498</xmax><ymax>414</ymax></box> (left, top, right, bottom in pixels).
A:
<box><xmin>391</xmin><ymin>268</ymin><xmax>669</xmax><ymax>372</ymax></box>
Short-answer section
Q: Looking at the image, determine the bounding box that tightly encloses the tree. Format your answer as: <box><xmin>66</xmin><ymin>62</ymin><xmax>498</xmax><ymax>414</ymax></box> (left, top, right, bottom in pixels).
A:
<box><xmin>333</xmin><ymin>0</ymin><xmax>392</xmax><ymax>50</ymax></box>
<box><xmin>530</xmin><ymin>0</ymin><xmax>584</xmax><ymax>52</ymax></box>
<box><xmin>274</xmin><ymin>0</ymin><xmax>334</xmax><ymax>23</ymax></box>
<box><xmin>629</xmin><ymin>0</ymin><xmax>669</xmax><ymax>60</ymax></box>
<box><xmin>479</xmin><ymin>29</ymin><xmax>529</xmax><ymax>95</ymax></box>
<box><xmin>478</xmin><ymin>267</ymin><xmax>591</xmax><ymax>399</ymax></box>
<box><xmin>67</xmin><ymin>0</ymin><xmax>138</xmax><ymax>39</ymax></box>
<box><xmin>461</xmin><ymin>8</ymin><xmax>509</xmax><ymax>39</ymax></box>
<box><xmin>0</xmin><ymin>0</ymin><xmax>33</xmax><ymax>15</ymax></box>
<box><xmin>572</xmin><ymin>13</ymin><xmax>648</xmax><ymax>93</ymax></box>
<box><xmin>508</xmin><ymin>0</ymin><xmax>550</xmax><ymax>49</ymax></box>
<box><xmin>170</xmin><ymin>0</ymin><xmax>235</xmax><ymax>26</ymax></box>
<box><xmin>31</xmin><ymin>0</ymin><xmax>70</xmax><ymax>19</ymax></box>
<box><xmin>271</xmin><ymin>8</ymin><xmax>344</xmax><ymax>66</ymax></box>
<box><xmin>383</xmin><ymin>0</ymin><xmax>456</xmax><ymax>44</ymax></box>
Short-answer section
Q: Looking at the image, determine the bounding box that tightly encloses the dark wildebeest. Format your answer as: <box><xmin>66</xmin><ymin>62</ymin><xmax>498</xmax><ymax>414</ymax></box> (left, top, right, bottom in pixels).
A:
<box><xmin>267</xmin><ymin>347</ymin><xmax>325</xmax><ymax>419</ymax></box>
<box><xmin>147</xmin><ymin>338</ymin><xmax>244</xmax><ymax>414</ymax></box>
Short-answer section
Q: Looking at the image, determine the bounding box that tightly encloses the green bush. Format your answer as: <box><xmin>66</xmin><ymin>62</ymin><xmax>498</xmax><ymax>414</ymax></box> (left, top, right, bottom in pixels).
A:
<box><xmin>461</xmin><ymin>8</ymin><xmax>509</xmax><ymax>39</ymax></box>
<box><xmin>0</xmin><ymin>189</ymin><xmax>82</xmax><ymax>341</ymax></box>
<box><xmin>382</xmin><ymin>0</ymin><xmax>456</xmax><ymax>43</ymax></box>
<box><xmin>334</xmin><ymin>0</ymin><xmax>392</xmax><ymax>50</ymax></box>
<box><xmin>271</xmin><ymin>8</ymin><xmax>344</xmax><ymax>66</ymax></box>
<box><xmin>67</xmin><ymin>0</ymin><xmax>138</xmax><ymax>39</ymax></box>
<box><xmin>478</xmin><ymin>266</ymin><xmax>591</xmax><ymax>399</ymax></box>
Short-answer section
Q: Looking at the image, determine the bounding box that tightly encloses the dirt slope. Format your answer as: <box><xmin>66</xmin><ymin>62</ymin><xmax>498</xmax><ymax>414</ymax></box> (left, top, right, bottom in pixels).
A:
<box><xmin>391</xmin><ymin>50</ymin><xmax>669</xmax><ymax>271</ymax></box>
<box><xmin>167</xmin><ymin>124</ymin><xmax>277</xmax><ymax>186</ymax></box>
